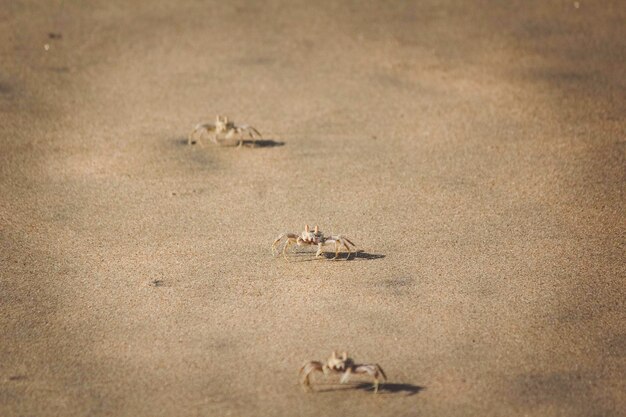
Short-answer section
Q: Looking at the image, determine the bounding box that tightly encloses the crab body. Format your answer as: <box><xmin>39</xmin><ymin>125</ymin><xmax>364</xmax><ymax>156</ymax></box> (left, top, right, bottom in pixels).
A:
<box><xmin>272</xmin><ymin>225</ymin><xmax>357</xmax><ymax>260</ymax></box>
<box><xmin>299</xmin><ymin>351</ymin><xmax>387</xmax><ymax>393</ymax></box>
<box><xmin>188</xmin><ymin>115</ymin><xmax>262</xmax><ymax>147</ymax></box>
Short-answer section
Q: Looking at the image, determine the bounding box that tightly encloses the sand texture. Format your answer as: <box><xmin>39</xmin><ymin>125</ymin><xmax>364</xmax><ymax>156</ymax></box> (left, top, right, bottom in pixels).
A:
<box><xmin>1</xmin><ymin>1</ymin><xmax>624</xmax><ymax>416</ymax></box>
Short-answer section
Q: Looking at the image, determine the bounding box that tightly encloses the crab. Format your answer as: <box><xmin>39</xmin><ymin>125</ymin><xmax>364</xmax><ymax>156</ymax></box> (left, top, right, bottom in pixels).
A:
<box><xmin>271</xmin><ymin>224</ymin><xmax>321</xmax><ymax>253</ymax></box>
<box><xmin>272</xmin><ymin>224</ymin><xmax>357</xmax><ymax>260</ymax></box>
<box><xmin>188</xmin><ymin>115</ymin><xmax>262</xmax><ymax>147</ymax></box>
<box><xmin>299</xmin><ymin>351</ymin><xmax>387</xmax><ymax>393</ymax></box>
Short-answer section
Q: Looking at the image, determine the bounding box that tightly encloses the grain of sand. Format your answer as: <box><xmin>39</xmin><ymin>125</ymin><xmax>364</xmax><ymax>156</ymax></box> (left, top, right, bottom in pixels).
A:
<box><xmin>1</xmin><ymin>1</ymin><xmax>624</xmax><ymax>416</ymax></box>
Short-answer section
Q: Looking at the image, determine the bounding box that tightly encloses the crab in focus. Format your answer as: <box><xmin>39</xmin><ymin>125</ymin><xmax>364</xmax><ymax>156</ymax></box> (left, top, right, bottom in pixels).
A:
<box><xmin>188</xmin><ymin>115</ymin><xmax>262</xmax><ymax>147</ymax></box>
<box><xmin>271</xmin><ymin>224</ymin><xmax>321</xmax><ymax>256</ymax></box>
<box><xmin>299</xmin><ymin>351</ymin><xmax>387</xmax><ymax>393</ymax></box>
<box><xmin>272</xmin><ymin>225</ymin><xmax>357</xmax><ymax>260</ymax></box>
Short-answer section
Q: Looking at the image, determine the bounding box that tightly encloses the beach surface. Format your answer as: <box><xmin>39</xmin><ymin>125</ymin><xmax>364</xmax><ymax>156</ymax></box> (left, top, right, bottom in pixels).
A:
<box><xmin>1</xmin><ymin>1</ymin><xmax>624</xmax><ymax>416</ymax></box>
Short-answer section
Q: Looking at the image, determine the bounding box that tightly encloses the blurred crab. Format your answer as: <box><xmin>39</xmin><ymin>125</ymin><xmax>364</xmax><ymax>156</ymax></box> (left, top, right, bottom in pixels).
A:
<box><xmin>299</xmin><ymin>351</ymin><xmax>387</xmax><ymax>393</ymax></box>
<box><xmin>272</xmin><ymin>224</ymin><xmax>357</xmax><ymax>260</ymax></box>
<box><xmin>188</xmin><ymin>115</ymin><xmax>262</xmax><ymax>147</ymax></box>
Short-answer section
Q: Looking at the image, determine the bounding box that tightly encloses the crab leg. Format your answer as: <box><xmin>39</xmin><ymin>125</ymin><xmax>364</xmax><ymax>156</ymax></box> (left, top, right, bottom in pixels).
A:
<box><xmin>340</xmin><ymin>238</ymin><xmax>354</xmax><ymax>260</ymax></box>
<box><xmin>299</xmin><ymin>361</ymin><xmax>324</xmax><ymax>389</ymax></box>
<box><xmin>315</xmin><ymin>242</ymin><xmax>325</xmax><ymax>258</ymax></box>
<box><xmin>349</xmin><ymin>364</ymin><xmax>387</xmax><ymax>393</ymax></box>
<box><xmin>271</xmin><ymin>234</ymin><xmax>285</xmax><ymax>256</ymax></box>
<box><xmin>314</xmin><ymin>238</ymin><xmax>341</xmax><ymax>260</ymax></box>
<box><xmin>332</xmin><ymin>235</ymin><xmax>357</xmax><ymax>260</ymax></box>
<box><xmin>283</xmin><ymin>239</ymin><xmax>293</xmax><ymax>259</ymax></box>
<box><xmin>249</xmin><ymin>126</ymin><xmax>262</xmax><ymax>148</ymax></box>
<box><xmin>188</xmin><ymin>123</ymin><xmax>213</xmax><ymax>146</ymax></box>
<box><xmin>187</xmin><ymin>130</ymin><xmax>195</xmax><ymax>146</ymax></box>
<box><xmin>237</xmin><ymin>131</ymin><xmax>244</xmax><ymax>148</ymax></box>
<box><xmin>245</xmin><ymin>125</ymin><xmax>262</xmax><ymax>138</ymax></box>
<box><xmin>188</xmin><ymin>125</ymin><xmax>201</xmax><ymax>145</ymax></box>
<box><xmin>245</xmin><ymin>127</ymin><xmax>258</xmax><ymax>147</ymax></box>
<box><xmin>345</xmin><ymin>237</ymin><xmax>358</xmax><ymax>259</ymax></box>
<box><xmin>210</xmin><ymin>130</ymin><xmax>219</xmax><ymax>145</ymax></box>
<box><xmin>284</xmin><ymin>236</ymin><xmax>308</xmax><ymax>260</ymax></box>
<box><xmin>314</xmin><ymin>239</ymin><xmax>340</xmax><ymax>259</ymax></box>
<box><xmin>271</xmin><ymin>233</ymin><xmax>298</xmax><ymax>256</ymax></box>
<box><xmin>237</xmin><ymin>126</ymin><xmax>262</xmax><ymax>148</ymax></box>
<box><xmin>333</xmin><ymin>240</ymin><xmax>341</xmax><ymax>260</ymax></box>
<box><xmin>339</xmin><ymin>367</ymin><xmax>353</xmax><ymax>384</ymax></box>
<box><xmin>343</xmin><ymin>240</ymin><xmax>352</xmax><ymax>259</ymax></box>
<box><xmin>223</xmin><ymin>128</ymin><xmax>242</xmax><ymax>148</ymax></box>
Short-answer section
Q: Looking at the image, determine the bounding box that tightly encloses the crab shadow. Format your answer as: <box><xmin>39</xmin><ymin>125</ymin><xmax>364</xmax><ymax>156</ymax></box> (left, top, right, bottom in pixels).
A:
<box><xmin>324</xmin><ymin>250</ymin><xmax>385</xmax><ymax>261</ymax></box>
<box><xmin>176</xmin><ymin>137</ymin><xmax>284</xmax><ymax>148</ymax></box>
<box><xmin>287</xmin><ymin>250</ymin><xmax>385</xmax><ymax>262</ymax></box>
<box><xmin>242</xmin><ymin>139</ymin><xmax>285</xmax><ymax>148</ymax></box>
<box><xmin>313</xmin><ymin>382</ymin><xmax>425</xmax><ymax>396</ymax></box>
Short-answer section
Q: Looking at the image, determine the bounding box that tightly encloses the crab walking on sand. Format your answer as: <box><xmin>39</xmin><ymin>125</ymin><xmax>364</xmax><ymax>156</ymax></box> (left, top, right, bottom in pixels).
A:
<box><xmin>272</xmin><ymin>225</ymin><xmax>357</xmax><ymax>260</ymax></box>
<box><xmin>188</xmin><ymin>115</ymin><xmax>262</xmax><ymax>147</ymax></box>
<box><xmin>299</xmin><ymin>351</ymin><xmax>387</xmax><ymax>393</ymax></box>
<box><xmin>271</xmin><ymin>224</ymin><xmax>322</xmax><ymax>253</ymax></box>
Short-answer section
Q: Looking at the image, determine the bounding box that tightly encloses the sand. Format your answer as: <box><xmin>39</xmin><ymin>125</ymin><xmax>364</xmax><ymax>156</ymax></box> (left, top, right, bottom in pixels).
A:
<box><xmin>1</xmin><ymin>1</ymin><xmax>624</xmax><ymax>416</ymax></box>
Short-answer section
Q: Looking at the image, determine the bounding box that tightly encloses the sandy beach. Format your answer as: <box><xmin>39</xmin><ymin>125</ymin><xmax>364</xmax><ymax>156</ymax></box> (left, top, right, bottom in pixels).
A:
<box><xmin>1</xmin><ymin>1</ymin><xmax>624</xmax><ymax>416</ymax></box>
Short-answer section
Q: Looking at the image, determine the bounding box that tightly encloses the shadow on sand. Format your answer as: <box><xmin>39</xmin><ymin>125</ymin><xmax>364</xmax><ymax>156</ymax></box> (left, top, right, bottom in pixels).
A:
<box><xmin>177</xmin><ymin>137</ymin><xmax>285</xmax><ymax>148</ymax></box>
<box><xmin>313</xmin><ymin>382</ymin><xmax>425</xmax><ymax>396</ymax></box>
<box><xmin>324</xmin><ymin>250</ymin><xmax>385</xmax><ymax>261</ymax></box>
<box><xmin>284</xmin><ymin>250</ymin><xmax>385</xmax><ymax>262</ymax></box>
<box><xmin>242</xmin><ymin>139</ymin><xmax>285</xmax><ymax>148</ymax></box>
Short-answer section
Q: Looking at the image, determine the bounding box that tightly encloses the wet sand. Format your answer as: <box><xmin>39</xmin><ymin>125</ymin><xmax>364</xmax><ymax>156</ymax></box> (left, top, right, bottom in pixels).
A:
<box><xmin>1</xmin><ymin>1</ymin><xmax>624</xmax><ymax>416</ymax></box>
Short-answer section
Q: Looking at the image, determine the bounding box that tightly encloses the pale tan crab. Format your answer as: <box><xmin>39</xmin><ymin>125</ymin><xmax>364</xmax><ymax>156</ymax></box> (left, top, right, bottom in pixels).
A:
<box><xmin>299</xmin><ymin>351</ymin><xmax>387</xmax><ymax>393</ymax></box>
<box><xmin>271</xmin><ymin>224</ymin><xmax>322</xmax><ymax>258</ymax></box>
<box><xmin>272</xmin><ymin>225</ymin><xmax>357</xmax><ymax>260</ymax></box>
<box><xmin>188</xmin><ymin>115</ymin><xmax>262</xmax><ymax>147</ymax></box>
